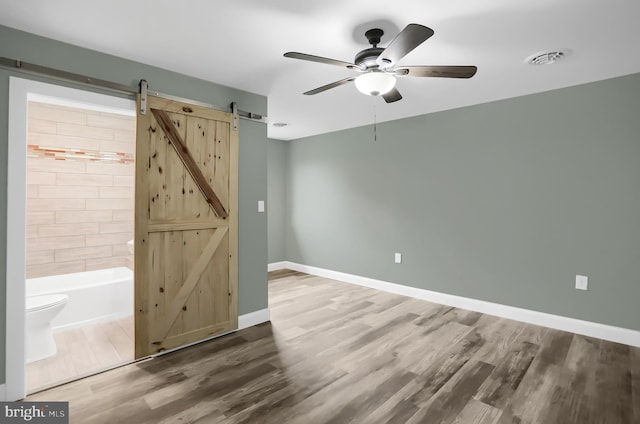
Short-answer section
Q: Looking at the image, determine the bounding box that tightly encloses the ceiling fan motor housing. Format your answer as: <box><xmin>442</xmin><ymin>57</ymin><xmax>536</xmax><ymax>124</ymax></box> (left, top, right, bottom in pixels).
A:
<box><xmin>355</xmin><ymin>28</ymin><xmax>388</xmax><ymax>69</ymax></box>
<box><xmin>355</xmin><ymin>47</ymin><xmax>384</xmax><ymax>69</ymax></box>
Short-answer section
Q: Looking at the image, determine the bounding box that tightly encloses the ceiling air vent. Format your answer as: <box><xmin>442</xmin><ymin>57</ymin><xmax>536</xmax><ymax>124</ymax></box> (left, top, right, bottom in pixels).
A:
<box><xmin>526</xmin><ymin>51</ymin><xmax>565</xmax><ymax>65</ymax></box>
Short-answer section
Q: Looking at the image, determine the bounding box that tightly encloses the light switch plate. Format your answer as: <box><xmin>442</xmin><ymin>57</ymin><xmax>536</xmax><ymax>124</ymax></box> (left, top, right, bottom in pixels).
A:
<box><xmin>575</xmin><ymin>275</ymin><xmax>588</xmax><ymax>290</ymax></box>
<box><xmin>394</xmin><ymin>253</ymin><xmax>402</xmax><ymax>264</ymax></box>
<box><xmin>258</xmin><ymin>200</ymin><xmax>265</xmax><ymax>212</ymax></box>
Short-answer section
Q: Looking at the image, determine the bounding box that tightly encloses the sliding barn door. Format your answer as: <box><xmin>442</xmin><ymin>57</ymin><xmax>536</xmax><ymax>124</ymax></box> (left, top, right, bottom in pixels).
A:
<box><xmin>134</xmin><ymin>95</ymin><xmax>238</xmax><ymax>358</ymax></box>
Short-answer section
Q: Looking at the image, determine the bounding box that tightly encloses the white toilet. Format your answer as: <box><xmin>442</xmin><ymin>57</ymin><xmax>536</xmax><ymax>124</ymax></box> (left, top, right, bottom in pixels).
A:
<box><xmin>26</xmin><ymin>294</ymin><xmax>69</xmax><ymax>363</ymax></box>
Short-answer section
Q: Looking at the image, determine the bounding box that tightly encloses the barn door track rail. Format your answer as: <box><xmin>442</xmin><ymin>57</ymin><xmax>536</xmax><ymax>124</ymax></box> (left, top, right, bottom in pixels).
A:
<box><xmin>0</xmin><ymin>57</ymin><xmax>267</xmax><ymax>124</ymax></box>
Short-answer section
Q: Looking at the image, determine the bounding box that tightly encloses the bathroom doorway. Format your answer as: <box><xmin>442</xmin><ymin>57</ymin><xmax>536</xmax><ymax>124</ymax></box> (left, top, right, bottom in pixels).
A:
<box><xmin>7</xmin><ymin>77</ymin><xmax>136</xmax><ymax>398</ymax></box>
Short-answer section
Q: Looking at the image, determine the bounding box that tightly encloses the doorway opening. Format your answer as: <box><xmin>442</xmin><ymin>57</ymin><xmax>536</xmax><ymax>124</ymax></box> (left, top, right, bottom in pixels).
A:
<box><xmin>7</xmin><ymin>77</ymin><xmax>136</xmax><ymax>398</ymax></box>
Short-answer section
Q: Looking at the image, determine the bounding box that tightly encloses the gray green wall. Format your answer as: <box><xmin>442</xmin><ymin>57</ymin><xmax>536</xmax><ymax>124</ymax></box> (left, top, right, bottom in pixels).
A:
<box><xmin>268</xmin><ymin>139</ymin><xmax>287</xmax><ymax>263</ymax></box>
<box><xmin>283</xmin><ymin>72</ymin><xmax>640</xmax><ymax>331</ymax></box>
<box><xmin>0</xmin><ymin>25</ymin><xmax>269</xmax><ymax>384</ymax></box>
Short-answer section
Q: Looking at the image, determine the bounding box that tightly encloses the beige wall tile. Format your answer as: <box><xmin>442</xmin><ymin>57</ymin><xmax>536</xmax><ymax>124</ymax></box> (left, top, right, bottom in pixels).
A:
<box><xmin>55</xmin><ymin>134</ymin><xmax>100</xmax><ymax>152</ymax></box>
<box><xmin>28</xmin><ymin>158</ymin><xmax>86</xmax><ymax>174</ymax></box>
<box><xmin>112</xmin><ymin>244</ymin><xmax>131</xmax><ymax>257</ymax></box>
<box><xmin>26</xmin><ymin>102</ymin><xmax>138</xmax><ymax>278</ymax></box>
<box><xmin>28</xmin><ymin>198</ymin><xmax>86</xmax><ymax>211</ymax></box>
<box><xmin>27</xmin><ymin>261</ymin><xmax>85</xmax><ymax>279</ymax></box>
<box><xmin>85</xmin><ymin>233</ymin><xmax>132</xmax><ymax>247</ymax></box>
<box><xmin>112</xmin><ymin>210</ymin><xmax>133</xmax><ymax>221</ymax></box>
<box><xmin>85</xmin><ymin>257</ymin><xmax>127</xmax><ymax>272</ymax></box>
<box><xmin>55</xmin><ymin>210</ymin><xmax>112</xmax><ymax>224</ymax></box>
<box><xmin>28</xmin><ymin>133</ymin><xmax>100</xmax><ymax>151</ymax></box>
<box><xmin>98</xmin><ymin>140</ymin><xmax>135</xmax><ymax>155</ymax></box>
<box><xmin>29</xmin><ymin>102</ymin><xmax>86</xmax><ymax>125</ymax></box>
<box><xmin>56</xmin><ymin>173</ymin><xmax>113</xmax><ymax>187</ymax></box>
<box><xmin>38</xmin><ymin>223</ymin><xmax>99</xmax><ymax>237</ymax></box>
<box><xmin>27</xmin><ymin>132</ymin><xmax>52</xmax><ymax>147</ymax></box>
<box><xmin>114</xmin><ymin>129</ymin><xmax>135</xmax><ymax>143</ymax></box>
<box><xmin>86</xmin><ymin>198</ymin><xmax>133</xmax><ymax>210</ymax></box>
<box><xmin>26</xmin><ymin>225</ymin><xmax>38</xmax><ymax>239</ymax></box>
<box><xmin>28</xmin><ymin>118</ymin><xmax>58</xmax><ymax>134</ymax></box>
<box><xmin>27</xmin><ymin>250</ymin><xmax>55</xmax><ymax>266</ymax></box>
<box><xmin>38</xmin><ymin>185</ymin><xmax>99</xmax><ymax>199</ymax></box>
<box><xmin>55</xmin><ymin>245</ymin><xmax>112</xmax><ymax>262</ymax></box>
<box><xmin>27</xmin><ymin>211</ymin><xmax>56</xmax><ymax>226</ymax></box>
<box><xmin>99</xmin><ymin>221</ymin><xmax>133</xmax><ymax>234</ymax></box>
<box><xmin>27</xmin><ymin>236</ymin><xmax>85</xmax><ymax>251</ymax></box>
<box><xmin>27</xmin><ymin>185</ymin><xmax>39</xmax><ymax>198</ymax></box>
<box><xmin>112</xmin><ymin>176</ymin><xmax>134</xmax><ymax>187</ymax></box>
<box><xmin>27</xmin><ymin>171</ymin><xmax>57</xmax><ymax>185</ymax></box>
<box><xmin>57</xmin><ymin>122</ymin><xmax>114</xmax><ymax>141</ymax></box>
<box><xmin>87</xmin><ymin>113</ymin><xmax>135</xmax><ymax>131</ymax></box>
<box><xmin>86</xmin><ymin>162</ymin><xmax>134</xmax><ymax>176</ymax></box>
<box><xmin>99</xmin><ymin>186</ymin><xmax>133</xmax><ymax>199</ymax></box>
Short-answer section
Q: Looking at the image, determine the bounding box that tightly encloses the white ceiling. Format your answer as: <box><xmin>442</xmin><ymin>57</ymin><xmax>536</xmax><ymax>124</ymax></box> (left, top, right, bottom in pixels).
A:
<box><xmin>1</xmin><ymin>0</ymin><xmax>639</xmax><ymax>140</ymax></box>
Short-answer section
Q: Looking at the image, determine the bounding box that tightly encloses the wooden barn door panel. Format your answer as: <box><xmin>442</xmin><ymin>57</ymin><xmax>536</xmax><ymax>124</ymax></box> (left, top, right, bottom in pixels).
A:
<box><xmin>135</xmin><ymin>96</ymin><xmax>238</xmax><ymax>358</ymax></box>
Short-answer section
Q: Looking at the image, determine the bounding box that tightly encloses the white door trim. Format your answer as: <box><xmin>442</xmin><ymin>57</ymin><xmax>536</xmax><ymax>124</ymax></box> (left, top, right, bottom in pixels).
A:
<box><xmin>5</xmin><ymin>77</ymin><xmax>134</xmax><ymax>401</ymax></box>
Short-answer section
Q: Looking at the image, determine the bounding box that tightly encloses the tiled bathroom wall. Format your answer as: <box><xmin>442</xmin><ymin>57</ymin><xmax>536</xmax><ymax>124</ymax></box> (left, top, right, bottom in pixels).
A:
<box><xmin>26</xmin><ymin>101</ymin><xmax>135</xmax><ymax>278</ymax></box>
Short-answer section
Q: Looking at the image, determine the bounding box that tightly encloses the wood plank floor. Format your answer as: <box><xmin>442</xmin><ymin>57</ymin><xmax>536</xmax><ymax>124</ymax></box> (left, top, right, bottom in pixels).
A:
<box><xmin>29</xmin><ymin>270</ymin><xmax>640</xmax><ymax>423</ymax></box>
<box><xmin>27</xmin><ymin>315</ymin><xmax>134</xmax><ymax>394</ymax></box>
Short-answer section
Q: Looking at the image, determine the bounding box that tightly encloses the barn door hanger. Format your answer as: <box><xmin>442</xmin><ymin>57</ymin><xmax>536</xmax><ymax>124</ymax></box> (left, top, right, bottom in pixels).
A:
<box><xmin>231</xmin><ymin>102</ymin><xmax>238</xmax><ymax>131</ymax></box>
<box><xmin>139</xmin><ymin>79</ymin><xmax>148</xmax><ymax>115</ymax></box>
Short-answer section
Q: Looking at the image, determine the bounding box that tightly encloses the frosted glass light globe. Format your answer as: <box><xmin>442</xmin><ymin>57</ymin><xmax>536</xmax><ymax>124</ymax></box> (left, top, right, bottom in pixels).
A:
<box><xmin>354</xmin><ymin>72</ymin><xmax>396</xmax><ymax>96</ymax></box>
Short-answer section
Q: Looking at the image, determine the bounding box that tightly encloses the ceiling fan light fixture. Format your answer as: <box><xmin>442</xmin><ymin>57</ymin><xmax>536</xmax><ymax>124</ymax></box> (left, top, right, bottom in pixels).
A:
<box><xmin>354</xmin><ymin>72</ymin><xmax>396</xmax><ymax>96</ymax></box>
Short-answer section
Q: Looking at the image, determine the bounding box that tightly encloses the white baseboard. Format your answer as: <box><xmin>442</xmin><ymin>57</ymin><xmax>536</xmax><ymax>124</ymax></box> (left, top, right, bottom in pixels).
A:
<box><xmin>238</xmin><ymin>308</ymin><xmax>271</xmax><ymax>330</ymax></box>
<box><xmin>54</xmin><ymin>308</ymin><xmax>270</xmax><ymax>336</ymax></box>
<box><xmin>0</xmin><ymin>383</ymin><xmax>6</xmax><ymax>401</ymax></box>
<box><xmin>281</xmin><ymin>261</ymin><xmax>640</xmax><ymax>348</ymax></box>
<box><xmin>268</xmin><ymin>261</ymin><xmax>288</xmax><ymax>272</ymax></box>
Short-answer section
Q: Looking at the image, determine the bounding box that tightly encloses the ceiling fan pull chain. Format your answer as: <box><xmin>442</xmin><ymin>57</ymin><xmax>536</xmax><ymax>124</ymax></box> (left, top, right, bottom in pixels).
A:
<box><xmin>373</xmin><ymin>101</ymin><xmax>377</xmax><ymax>142</ymax></box>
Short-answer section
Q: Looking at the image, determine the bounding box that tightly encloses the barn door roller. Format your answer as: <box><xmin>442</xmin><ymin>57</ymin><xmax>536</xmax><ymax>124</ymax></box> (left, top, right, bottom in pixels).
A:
<box><xmin>139</xmin><ymin>79</ymin><xmax>148</xmax><ymax>115</ymax></box>
<box><xmin>231</xmin><ymin>102</ymin><xmax>239</xmax><ymax>131</ymax></box>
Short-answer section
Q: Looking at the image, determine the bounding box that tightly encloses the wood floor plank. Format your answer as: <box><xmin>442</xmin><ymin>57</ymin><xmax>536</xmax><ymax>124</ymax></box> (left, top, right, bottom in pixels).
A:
<box><xmin>496</xmin><ymin>330</ymin><xmax>574</xmax><ymax>424</ymax></box>
<box><xmin>470</xmin><ymin>316</ymin><xmax>527</xmax><ymax>366</ymax></box>
<box><xmin>453</xmin><ymin>399</ymin><xmax>503</xmax><ymax>424</ymax></box>
<box><xmin>362</xmin><ymin>398</ymin><xmax>419</xmax><ymax>424</ymax></box>
<box><xmin>406</xmin><ymin>359</ymin><xmax>496</xmax><ymax>424</ymax></box>
<box><xmin>264</xmin><ymin>359</ymin><xmax>400</xmax><ymax>424</ymax></box>
<box><xmin>26</xmin><ymin>270</ymin><xmax>640</xmax><ymax>424</ymax></box>
<box><xmin>474</xmin><ymin>340</ymin><xmax>539</xmax><ymax>409</ymax></box>
<box><xmin>323</xmin><ymin>368</ymin><xmax>416</xmax><ymax>424</ymax></box>
<box><xmin>592</xmin><ymin>340</ymin><xmax>633</xmax><ymax>423</ymax></box>
<box><xmin>397</xmin><ymin>329</ymin><xmax>484</xmax><ymax>408</ymax></box>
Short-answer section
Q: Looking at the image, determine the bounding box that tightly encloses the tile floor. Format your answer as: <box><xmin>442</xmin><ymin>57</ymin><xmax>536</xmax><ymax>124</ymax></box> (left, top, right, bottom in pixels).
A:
<box><xmin>26</xmin><ymin>315</ymin><xmax>134</xmax><ymax>394</ymax></box>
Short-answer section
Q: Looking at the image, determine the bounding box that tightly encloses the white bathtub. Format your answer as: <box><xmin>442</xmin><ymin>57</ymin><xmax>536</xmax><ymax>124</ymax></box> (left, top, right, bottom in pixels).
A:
<box><xmin>27</xmin><ymin>267</ymin><xmax>133</xmax><ymax>331</ymax></box>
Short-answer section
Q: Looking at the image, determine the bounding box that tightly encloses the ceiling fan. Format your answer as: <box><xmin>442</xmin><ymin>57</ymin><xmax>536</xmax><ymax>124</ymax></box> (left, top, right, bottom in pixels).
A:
<box><xmin>284</xmin><ymin>24</ymin><xmax>477</xmax><ymax>103</ymax></box>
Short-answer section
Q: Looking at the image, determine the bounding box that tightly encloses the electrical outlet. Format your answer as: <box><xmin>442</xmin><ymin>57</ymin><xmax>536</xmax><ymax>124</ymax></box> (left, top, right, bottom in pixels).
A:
<box><xmin>258</xmin><ymin>200</ymin><xmax>265</xmax><ymax>212</ymax></box>
<box><xmin>394</xmin><ymin>253</ymin><xmax>402</xmax><ymax>264</ymax></box>
<box><xmin>575</xmin><ymin>275</ymin><xmax>588</xmax><ymax>291</ymax></box>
